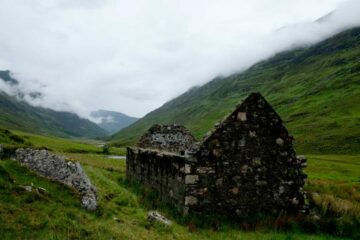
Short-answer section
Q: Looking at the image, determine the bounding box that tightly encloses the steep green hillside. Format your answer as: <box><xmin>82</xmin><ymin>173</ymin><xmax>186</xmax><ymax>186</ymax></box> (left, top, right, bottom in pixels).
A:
<box><xmin>0</xmin><ymin>91</ymin><xmax>107</xmax><ymax>138</ymax></box>
<box><xmin>113</xmin><ymin>27</ymin><xmax>360</xmax><ymax>154</ymax></box>
<box><xmin>0</xmin><ymin>128</ymin><xmax>26</xmax><ymax>146</ymax></box>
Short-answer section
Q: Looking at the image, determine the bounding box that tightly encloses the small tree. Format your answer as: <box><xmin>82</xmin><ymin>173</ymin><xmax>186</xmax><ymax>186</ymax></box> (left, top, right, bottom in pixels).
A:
<box><xmin>102</xmin><ymin>144</ymin><xmax>110</xmax><ymax>155</ymax></box>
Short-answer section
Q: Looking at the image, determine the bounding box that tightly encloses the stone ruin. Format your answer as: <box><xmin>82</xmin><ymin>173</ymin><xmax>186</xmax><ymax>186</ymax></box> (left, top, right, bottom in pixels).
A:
<box><xmin>126</xmin><ymin>93</ymin><xmax>307</xmax><ymax>216</ymax></box>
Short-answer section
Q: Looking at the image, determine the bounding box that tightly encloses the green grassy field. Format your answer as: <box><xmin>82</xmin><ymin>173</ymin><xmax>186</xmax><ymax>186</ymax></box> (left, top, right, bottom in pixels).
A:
<box><xmin>0</xmin><ymin>130</ymin><xmax>359</xmax><ymax>239</ymax></box>
<box><xmin>11</xmin><ymin>130</ymin><xmax>126</xmax><ymax>156</ymax></box>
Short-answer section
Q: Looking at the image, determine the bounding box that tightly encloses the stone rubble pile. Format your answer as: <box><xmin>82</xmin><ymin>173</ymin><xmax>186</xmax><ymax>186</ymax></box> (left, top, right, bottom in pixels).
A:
<box><xmin>139</xmin><ymin>124</ymin><xmax>195</xmax><ymax>154</ymax></box>
<box><xmin>15</xmin><ymin>148</ymin><xmax>97</xmax><ymax>211</ymax></box>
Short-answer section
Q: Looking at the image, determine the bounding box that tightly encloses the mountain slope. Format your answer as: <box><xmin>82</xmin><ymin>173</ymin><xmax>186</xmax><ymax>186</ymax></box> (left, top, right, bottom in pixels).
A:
<box><xmin>0</xmin><ymin>70</ymin><xmax>18</xmax><ymax>85</ymax></box>
<box><xmin>113</xmin><ymin>27</ymin><xmax>360</xmax><ymax>154</ymax></box>
<box><xmin>91</xmin><ymin>110</ymin><xmax>138</xmax><ymax>135</ymax></box>
<box><xmin>0</xmin><ymin>87</ymin><xmax>107</xmax><ymax>139</ymax></box>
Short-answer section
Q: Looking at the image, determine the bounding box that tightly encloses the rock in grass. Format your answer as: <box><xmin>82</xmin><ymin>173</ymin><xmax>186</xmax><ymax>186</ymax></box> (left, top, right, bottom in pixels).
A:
<box><xmin>15</xmin><ymin>148</ymin><xmax>97</xmax><ymax>211</ymax></box>
<box><xmin>37</xmin><ymin>186</ymin><xmax>48</xmax><ymax>194</ymax></box>
<box><xmin>21</xmin><ymin>185</ymin><xmax>33</xmax><ymax>192</ymax></box>
<box><xmin>148</xmin><ymin>211</ymin><xmax>172</xmax><ymax>226</ymax></box>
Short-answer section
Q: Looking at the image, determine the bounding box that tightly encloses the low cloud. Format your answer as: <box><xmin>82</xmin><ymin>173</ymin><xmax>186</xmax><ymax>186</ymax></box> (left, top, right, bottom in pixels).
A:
<box><xmin>0</xmin><ymin>0</ymin><xmax>359</xmax><ymax>118</ymax></box>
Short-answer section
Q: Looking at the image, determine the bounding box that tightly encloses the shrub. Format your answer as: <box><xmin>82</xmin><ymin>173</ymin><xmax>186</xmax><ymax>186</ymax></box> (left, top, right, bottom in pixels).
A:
<box><xmin>102</xmin><ymin>144</ymin><xmax>110</xmax><ymax>155</ymax></box>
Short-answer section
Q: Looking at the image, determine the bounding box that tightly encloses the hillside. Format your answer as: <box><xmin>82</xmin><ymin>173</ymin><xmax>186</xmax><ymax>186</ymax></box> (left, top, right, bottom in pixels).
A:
<box><xmin>0</xmin><ymin>70</ymin><xmax>19</xmax><ymax>85</ymax></box>
<box><xmin>113</xmin><ymin>27</ymin><xmax>360</xmax><ymax>154</ymax></box>
<box><xmin>91</xmin><ymin>110</ymin><xmax>138</xmax><ymax>135</ymax></box>
<box><xmin>0</xmin><ymin>85</ymin><xmax>107</xmax><ymax>138</ymax></box>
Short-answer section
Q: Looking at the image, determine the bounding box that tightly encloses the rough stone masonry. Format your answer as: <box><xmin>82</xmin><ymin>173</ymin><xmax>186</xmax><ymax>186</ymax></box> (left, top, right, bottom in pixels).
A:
<box><xmin>126</xmin><ymin>93</ymin><xmax>308</xmax><ymax>216</ymax></box>
<box><xmin>15</xmin><ymin>148</ymin><xmax>98</xmax><ymax>211</ymax></box>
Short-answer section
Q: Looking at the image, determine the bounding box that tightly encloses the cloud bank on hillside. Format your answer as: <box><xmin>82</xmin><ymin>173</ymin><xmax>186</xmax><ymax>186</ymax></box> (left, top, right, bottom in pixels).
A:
<box><xmin>0</xmin><ymin>0</ymin><xmax>359</xmax><ymax>118</ymax></box>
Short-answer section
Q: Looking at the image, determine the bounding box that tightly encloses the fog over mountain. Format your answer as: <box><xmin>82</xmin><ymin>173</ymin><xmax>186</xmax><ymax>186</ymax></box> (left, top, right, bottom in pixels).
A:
<box><xmin>0</xmin><ymin>0</ymin><xmax>359</xmax><ymax>118</ymax></box>
<box><xmin>91</xmin><ymin>109</ymin><xmax>138</xmax><ymax>134</ymax></box>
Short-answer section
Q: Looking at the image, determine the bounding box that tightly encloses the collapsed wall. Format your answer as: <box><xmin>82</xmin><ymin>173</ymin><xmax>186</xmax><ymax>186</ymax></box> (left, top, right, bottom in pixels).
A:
<box><xmin>138</xmin><ymin>124</ymin><xmax>195</xmax><ymax>154</ymax></box>
<box><xmin>15</xmin><ymin>148</ymin><xmax>97</xmax><ymax>211</ymax></box>
<box><xmin>126</xmin><ymin>93</ymin><xmax>307</xmax><ymax>216</ymax></box>
<box><xmin>127</xmin><ymin>124</ymin><xmax>196</xmax><ymax>211</ymax></box>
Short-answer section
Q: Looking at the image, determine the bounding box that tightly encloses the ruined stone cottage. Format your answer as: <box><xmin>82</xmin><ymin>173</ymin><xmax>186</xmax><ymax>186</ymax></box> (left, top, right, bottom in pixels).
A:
<box><xmin>126</xmin><ymin>93</ymin><xmax>307</xmax><ymax>216</ymax></box>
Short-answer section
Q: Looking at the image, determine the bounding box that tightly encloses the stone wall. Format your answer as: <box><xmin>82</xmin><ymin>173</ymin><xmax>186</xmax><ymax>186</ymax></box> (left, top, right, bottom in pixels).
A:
<box><xmin>127</xmin><ymin>147</ymin><xmax>189</xmax><ymax>211</ymax></box>
<box><xmin>186</xmin><ymin>93</ymin><xmax>307</xmax><ymax>216</ymax></box>
<box><xmin>15</xmin><ymin>148</ymin><xmax>98</xmax><ymax>211</ymax></box>
<box><xmin>126</xmin><ymin>93</ymin><xmax>307</xmax><ymax>217</ymax></box>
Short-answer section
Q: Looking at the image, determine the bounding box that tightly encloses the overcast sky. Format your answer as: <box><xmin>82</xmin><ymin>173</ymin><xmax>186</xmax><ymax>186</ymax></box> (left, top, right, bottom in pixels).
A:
<box><xmin>0</xmin><ymin>0</ymin><xmax>359</xmax><ymax>118</ymax></box>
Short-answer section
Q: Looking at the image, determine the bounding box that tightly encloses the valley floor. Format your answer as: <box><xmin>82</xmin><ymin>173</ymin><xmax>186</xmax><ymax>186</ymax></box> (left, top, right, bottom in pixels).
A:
<box><xmin>0</xmin><ymin>132</ymin><xmax>359</xmax><ymax>239</ymax></box>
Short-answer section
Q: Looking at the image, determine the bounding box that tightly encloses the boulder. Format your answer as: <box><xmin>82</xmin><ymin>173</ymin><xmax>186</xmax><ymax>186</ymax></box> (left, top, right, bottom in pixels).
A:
<box><xmin>21</xmin><ymin>185</ymin><xmax>33</xmax><ymax>192</ymax></box>
<box><xmin>147</xmin><ymin>211</ymin><xmax>172</xmax><ymax>226</ymax></box>
<box><xmin>15</xmin><ymin>148</ymin><xmax>97</xmax><ymax>211</ymax></box>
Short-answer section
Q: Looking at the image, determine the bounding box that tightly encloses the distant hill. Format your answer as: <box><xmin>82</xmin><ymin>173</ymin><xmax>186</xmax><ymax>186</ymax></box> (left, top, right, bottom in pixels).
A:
<box><xmin>0</xmin><ymin>70</ymin><xmax>19</xmax><ymax>85</ymax></box>
<box><xmin>91</xmin><ymin>110</ymin><xmax>138</xmax><ymax>135</ymax></box>
<box><xmin>112</xmin><ymin>27</ymin><xmax>360</xmax><ymax>154</ymax></box>
<box><xmin>0</xmin><ymin>72</ymin><xmax>107</xmax><ymax>138</ymax></box>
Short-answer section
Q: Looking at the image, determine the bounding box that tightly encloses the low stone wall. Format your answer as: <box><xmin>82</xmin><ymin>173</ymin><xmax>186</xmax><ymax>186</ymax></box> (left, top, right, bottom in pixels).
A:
<box><xmin>127</xmin><ymin>147</ymin><xmax>189</xmax><ymax>211</ymax></box>
<box><xmin>15</xmin><ymin>148</ymin><xmax>97</xmax><ymax>211</ymax></box>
